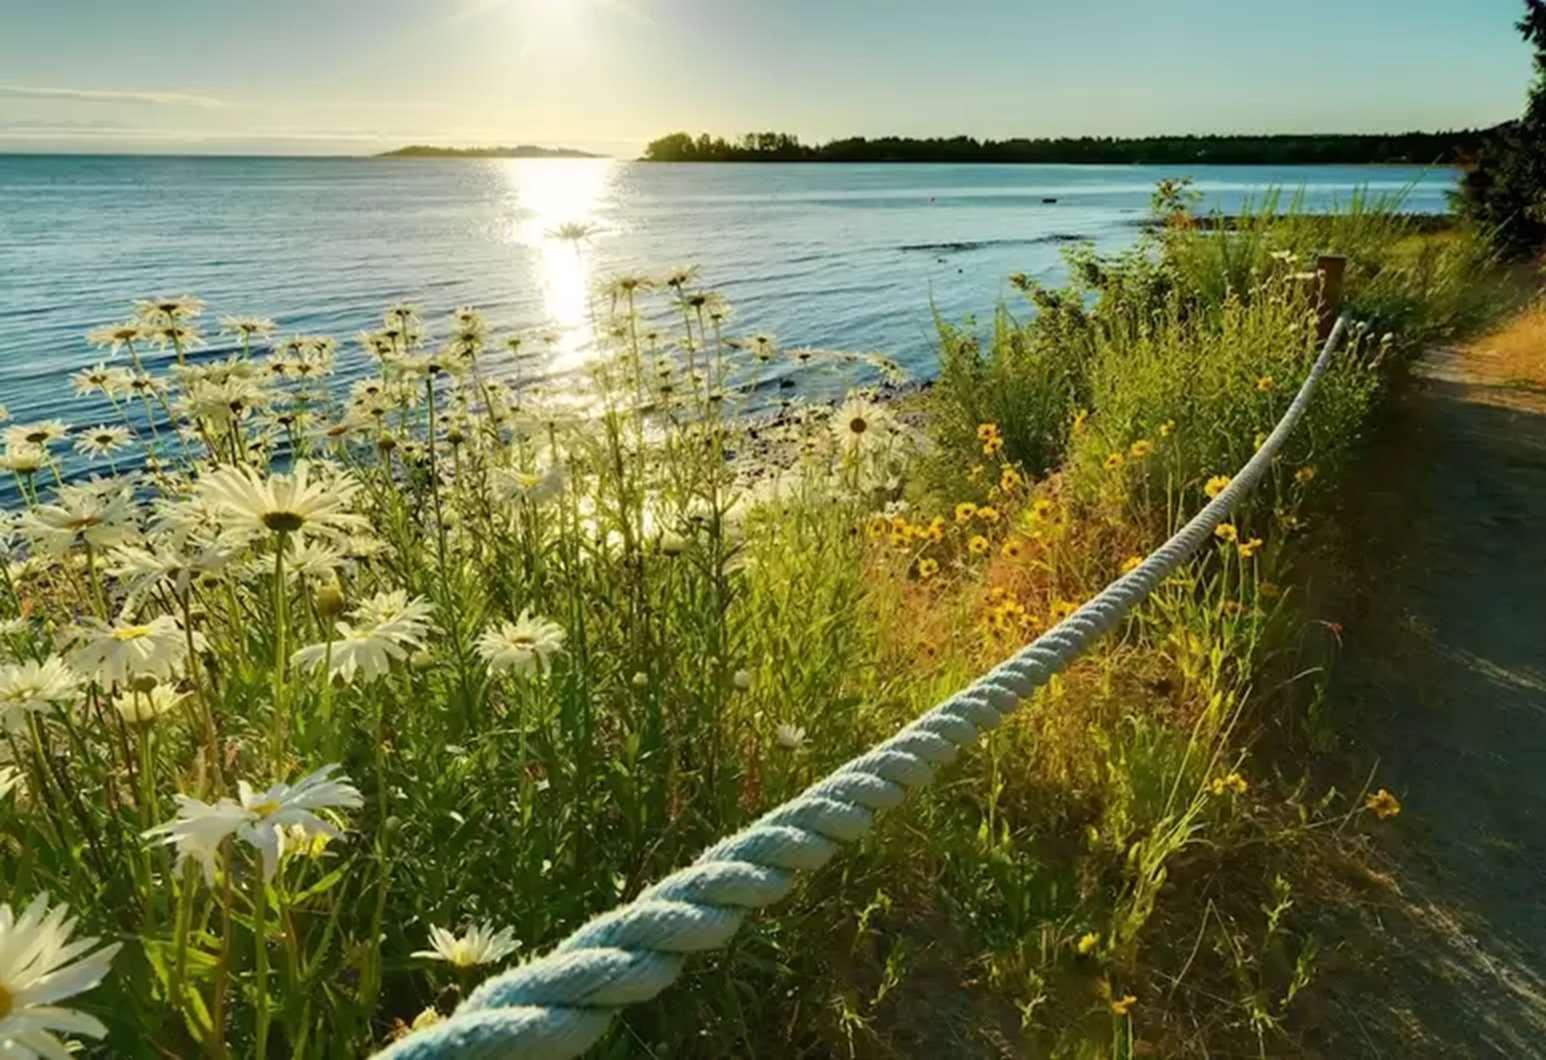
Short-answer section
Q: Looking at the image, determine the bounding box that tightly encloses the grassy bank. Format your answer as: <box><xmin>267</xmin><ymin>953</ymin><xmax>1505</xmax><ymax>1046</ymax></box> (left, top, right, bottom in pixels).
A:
<box><xmin>0</xmin><ymin>186</ymin><xmax>1517</xmax><ymax>1058</ymax></box>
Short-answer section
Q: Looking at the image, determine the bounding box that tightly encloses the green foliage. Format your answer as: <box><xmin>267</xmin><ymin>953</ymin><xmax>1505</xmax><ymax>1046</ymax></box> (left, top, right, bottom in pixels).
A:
<box><xmin>1456</xmin><ymin>0</ymin><xmax>1546</xmax><ymax>256</ymax></box>
<box><xmin>0</xmin><ymin>182</ymin><xmax>1514</xmax><ymax>1059</ymax></box>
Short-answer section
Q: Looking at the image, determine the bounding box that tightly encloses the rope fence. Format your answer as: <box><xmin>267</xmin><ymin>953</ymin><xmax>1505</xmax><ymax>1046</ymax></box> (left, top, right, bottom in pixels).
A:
<box><xmin>380</xmin><ymin>317</ymin><xmax>1350</xmax><ymax>1060</ymax></box>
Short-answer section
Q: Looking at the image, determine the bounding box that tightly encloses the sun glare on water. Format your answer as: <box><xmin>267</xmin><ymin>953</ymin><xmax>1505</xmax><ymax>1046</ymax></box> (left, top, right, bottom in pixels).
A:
<box><xmin>498</xmin><ymin>158</ymin><xmax>616</xmax><ymax>372</ymax></box>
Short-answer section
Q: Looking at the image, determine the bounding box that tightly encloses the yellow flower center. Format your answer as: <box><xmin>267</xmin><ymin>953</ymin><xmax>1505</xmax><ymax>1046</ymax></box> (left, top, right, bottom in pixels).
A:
<box><xmin>250</xmin><ymin>799</ymin><xmax>281</xmax><ymax>818</ymax></box>
<box><xmin>112</xmin><ymin>624</ymin><xmax>154</xmax><ymax>641</ymax></box>
<box><xmin>262</xmin><ymin>510</ymin><xmax>306</xmax><ymax>533</ymax></box>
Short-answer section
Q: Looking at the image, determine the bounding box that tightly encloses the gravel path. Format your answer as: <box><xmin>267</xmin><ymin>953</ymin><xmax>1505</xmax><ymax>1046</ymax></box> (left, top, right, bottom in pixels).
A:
<box><xmin>1307</xmin><ymin>340</ymin><xmax>1546</xmax><ymax>1057</ymax></box>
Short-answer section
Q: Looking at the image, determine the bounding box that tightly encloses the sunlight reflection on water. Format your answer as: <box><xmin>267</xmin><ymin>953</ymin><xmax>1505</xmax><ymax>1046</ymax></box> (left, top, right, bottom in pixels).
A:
<box><xmin>497</xmin><ymin>159</ymin><xmax>618</xmax><ymax>374</ymax></box>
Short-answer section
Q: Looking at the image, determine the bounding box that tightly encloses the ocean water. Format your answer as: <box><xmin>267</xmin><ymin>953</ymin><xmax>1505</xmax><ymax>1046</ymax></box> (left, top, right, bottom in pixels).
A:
<box><xmin>0</xmin><ymin>156</ymin><xmax>1455</xmax><ymax>431</ymax></box>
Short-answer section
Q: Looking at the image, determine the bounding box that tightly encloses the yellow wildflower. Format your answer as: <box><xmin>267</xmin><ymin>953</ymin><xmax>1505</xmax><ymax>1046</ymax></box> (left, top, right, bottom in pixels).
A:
<box><xmin>916</xmin><ymin>557</ymin><xmax>939</xmax><ymax>581</ymax></box>
<box><xmin>1237</xmin><ymin>537</ymin><xmax>1263</xmax><ymax>558</ymax></box>
<box><xmin>1205</xmin><ymin>474</ymin><xmax>1231</xmax><ymax>499</ymax></box>
<box><xmin>954</xmin><ymin>502</ymin><xmax>977</xmax><ymax>524</ymax></box>
<box><xmin>1076</xmin><ymin>932</ymin><xmax>1099</xmax><ymax>955</ymax></box>
<box><xmin>1295</xmin><ymin>466</ymin><xmax>1317</xmax><ymax>485</ymax></box>
<box><xmin>968</xmin><ymin>534</ymin><xmax>990</xmax><ymax>556</ymax></box>
<box><xmin>1104</xmin><ymin>451</ymin><xmax>1125</xmax><ymax>471</ymax></box>
<box><xmin>1031</xmin><ymin>497</ymin><xmax>1055</xmax><ymax>518</ymax></box>
<box><xmin>1208</xmin><ymin>772</ymin><xmax>1247</xmax><ymax>796</ymax></box>
<box><xmin>1256</xmin><ymin>375</ymin><xmax>1275</xmax><ymax>392</ymax></box>
<box><xmin>1129</xmin><ymin>439</ymin><xmax>1154</xmax><ymax>459</ymax></box>
<box><xmin>1157</xmin><ymin>419</ymin><xmax>1175</xmax><ymax>438</ymax></box>
<box><xmin>976</xmin><ymin>422</ymin><xmax>1001</xmax><ymax>442</ymax></box>
<box><xmin>1050</xmin><ymin>598</ymin><xmax>1080</xmax><ymax>622</ymax></box>
<box><xmin>1215</xmin><ymin>522</ymin><xmax>1238</xmax><ymax>542</ymax></box>
<box><xmin>1001</xmin><ymin>537</ymin><xmax>1026</xmax><ymax>560</ymax></box>
<box><xmin>999</xmin><ymin>466</ymin><xmax>1024</xmax><ymax>492</ymax></box>
<box><xmin>967</xmin><ymin>463</ymin><xmax>986</xmax><ymax>482</ymax></box>
<box><xmin>1366</xmin><ymin>788</ymin><xmax>1402</xmax><ymax>819</ymax></box>
<box><xmin>1072</xmin><ymin>408</ymin><xmax>1089</xmax><ymax>433</ymax></box>
<box><xmin>865</xmin><ymin>516</ymin><xmax>888</xmax><ymax>540</ymax></box>
<box><xmin>1120</xmin><ymin>554</ymin><xmax>1143</xmax><ymax>575</ymax></box>
<box><xmin>977</xmin><ymin>505</ymin><xmax>1000</xmax><ymax>525</ymax></box>
<box><xmin>925</xmin><ymin>517</ymin><xmax>946</xmax><ymax>543</ymax></box>
<box><xmin>1110</xmin><ymin>994</ymin><xmax>1137</xmax><ymax>1017</ymax></box>
<box><xmin>982</xmin><ymin>435</ymin><xmax>1004</xmax><ymax>456</ymax></box>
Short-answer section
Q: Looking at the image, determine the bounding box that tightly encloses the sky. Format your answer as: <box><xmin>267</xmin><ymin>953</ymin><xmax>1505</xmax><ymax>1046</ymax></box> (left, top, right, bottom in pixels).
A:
<box><xmin>0</xmin><ymin>0</ymin><xmax>1535</xmax><ymax>156</ymax></box>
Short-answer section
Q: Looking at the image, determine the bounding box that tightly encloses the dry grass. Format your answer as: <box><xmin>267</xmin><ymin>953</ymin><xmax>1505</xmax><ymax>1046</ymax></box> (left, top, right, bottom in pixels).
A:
<box><xmin>1468</xmin><ymin>298</ymin><xmax>1546</xmax><ymax>391</ymax></box>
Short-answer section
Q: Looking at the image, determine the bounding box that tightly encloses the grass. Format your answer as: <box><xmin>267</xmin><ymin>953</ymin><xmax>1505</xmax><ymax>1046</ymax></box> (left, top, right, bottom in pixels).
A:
<box><xmin>0</xmin><ymin>186</ymin><xmax>1520</xmax><ymax>1058</ymax></box>
<box><xmin>1467</xmin><ymin>298</ymin><xmax>1546</xmax><ymax>391</ymax></box>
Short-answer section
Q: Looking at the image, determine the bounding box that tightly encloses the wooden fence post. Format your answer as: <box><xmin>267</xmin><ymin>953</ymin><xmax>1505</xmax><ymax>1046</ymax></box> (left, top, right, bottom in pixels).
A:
<box><xmin>1316</xmin><ymin>254</ymin><xmax>1346</xmax><ymax>342</ymax></box>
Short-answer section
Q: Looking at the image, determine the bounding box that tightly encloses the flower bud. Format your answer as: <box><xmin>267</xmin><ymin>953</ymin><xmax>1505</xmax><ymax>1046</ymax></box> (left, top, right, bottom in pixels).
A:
<box><xmin>315</xmin><ymin>582</ymin><xmax>346</xmax><ymax>619</ymax></box>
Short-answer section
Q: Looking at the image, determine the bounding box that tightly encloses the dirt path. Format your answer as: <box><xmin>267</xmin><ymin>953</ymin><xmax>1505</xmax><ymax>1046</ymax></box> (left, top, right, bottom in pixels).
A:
<box><xmin>1305</xmin><ymin>337</ymin><xmax>1546</xmax><ymax>1057</ymax></box>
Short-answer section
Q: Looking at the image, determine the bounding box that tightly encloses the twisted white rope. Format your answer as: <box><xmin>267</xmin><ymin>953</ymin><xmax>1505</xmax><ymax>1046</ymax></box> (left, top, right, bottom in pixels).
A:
<box><xmin>381</xmin><ymin>318</ymin><xmax>1349</xmax><ymax>1060</ymax></box>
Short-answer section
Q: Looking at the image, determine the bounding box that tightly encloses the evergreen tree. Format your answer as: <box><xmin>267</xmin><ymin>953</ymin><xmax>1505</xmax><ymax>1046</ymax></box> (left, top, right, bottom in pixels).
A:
<box><xmin>1458</xmin><ymin>0</ymin><xmax>1546</xmax><ymax>256</ymax></box>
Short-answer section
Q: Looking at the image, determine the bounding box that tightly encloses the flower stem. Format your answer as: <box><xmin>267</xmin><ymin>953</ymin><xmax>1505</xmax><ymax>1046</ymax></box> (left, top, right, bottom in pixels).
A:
<box><xmin>272</xmin><ymin>531</ymin><xmax>289</xmax><ymax>774</ymax></box>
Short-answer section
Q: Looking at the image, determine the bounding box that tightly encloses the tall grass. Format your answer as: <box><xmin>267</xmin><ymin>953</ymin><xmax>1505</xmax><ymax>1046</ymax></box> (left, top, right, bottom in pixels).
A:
<box><xmin>0</xmin><ymin>187</ymin><xmax>1512</xmax><ymax>1058</ymax></box>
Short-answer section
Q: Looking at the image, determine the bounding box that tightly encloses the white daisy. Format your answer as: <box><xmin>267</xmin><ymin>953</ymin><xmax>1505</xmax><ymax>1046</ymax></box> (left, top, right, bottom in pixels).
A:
<box><xmin>68</xmin><ymin>614</ymin><xmax>195</xmax><ymax>689</ymax></box>
<box><xmin>4</xmin><ymin>421</ymin><xmax>70</xmax><ymax>450</ymax></box>
<box><xmin>86</xmin><ymin>321</ymin><xmax>148</xmax><ymax>353</ymax></box>
<box><xmin>113</xmin><ymin>683</ymin><xmax>186</xmax><ymax>725</ymax></box>
<box><xmin>108</xmin><ymin>536</ymin><xmax>239</xmax><ymax>606</ymax></box>
<box><xmin>0</xmin><ymin>657</ymin><xmax>81</xmax><ymax>732</ymax></box>
<box><xmin>18</xmin><ymin>482</ymin><xmax>139</xmax><ymax>557</ymax></box>
<box><xmin>236</xmin><ymin>765</ymin><xmax>362</xmax><ymax>881</ymax></box>
<box><xmin>69</xmin><ymin>364</ymin><xmax>133</xmax><ymax>399</ymax></box>
<box><xmin>0</xmin><ymin>892</ymin><xmax>121</xmax><ymax>1058</ymax></box>
<box><xmin>0</xmin><ymin>445</ymin><xmax>47</xmax><ymax>474</ymax></box>
<box><xmin>475</xmin><ymin>611</ymin><xmax>565</xmax><ymax>677</ymax></box>
<box><xmin>134</xmin><ymin>294</ymin><xmax>204</xmax><ymax>322</ymax></box>
<box><xmin>411</xmin><ymin>922</ymin><xmax>520</xmax><ymax>969</ymax></box>
<box><xmin>219</xmin><ymin>316</ymin><xmax>278</xmax><ymax>342</ymax></box>
<box><xmin>831</xmin><ymin>395</ymin><xmax>894</xmax><ymax>457</ymax></box>
<box><xmin>197</xmin><ymin>461</ymin><xmax>365</xmax><ymax>539</ymax></box>
<box><xmin>73</xmin><ymin>425</ymin><xmax>134</xmax><ymax>459</ymax></box>
<box><xmin>291</xmin><ymin>591</ymin><xmax>435</xmax><ymax>686</ymax></box>
<box><xmin>775</xmin><ymin>723</ymin><xmax>808</xmax><ymax>751</ymax></box>
<box><xmin>146</xmin><ymin>764</ymin><xmax>362</xmax><ymax>884</ymax></box>
<box><xmin>177</xmin><ymin>377</ymin><xmax>270</xmax><ymax>427</ymax></box>
<box><xmin>489</xmin><ymin>466</ymin><xmax>564</xmax><ymax>506</ymax></box>
<box><xmin>143</xmin><ymin>794</ymin><xmax>253</xmax><ymax>884</ymax></box>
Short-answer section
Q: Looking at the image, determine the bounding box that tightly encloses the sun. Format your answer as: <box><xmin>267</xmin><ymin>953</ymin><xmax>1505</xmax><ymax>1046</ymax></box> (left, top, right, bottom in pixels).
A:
<box><xmin>516</xmin><ymin>0</ymin><xmax>583</xmax><ymax>33</ymax></box>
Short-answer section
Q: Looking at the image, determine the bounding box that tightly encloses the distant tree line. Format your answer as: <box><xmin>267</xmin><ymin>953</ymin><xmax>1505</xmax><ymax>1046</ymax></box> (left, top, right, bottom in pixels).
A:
<box><xmin>642</xmin><ymin>129</ymin><xmax>1496</xmax><ymax>166</ymax></box>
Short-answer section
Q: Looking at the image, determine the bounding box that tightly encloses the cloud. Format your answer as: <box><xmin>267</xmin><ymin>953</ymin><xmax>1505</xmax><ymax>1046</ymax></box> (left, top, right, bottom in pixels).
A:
<box><xmin>0</xmin><ymin>84</ymin><xmax>224</xmax><ymax>108</ymax></box>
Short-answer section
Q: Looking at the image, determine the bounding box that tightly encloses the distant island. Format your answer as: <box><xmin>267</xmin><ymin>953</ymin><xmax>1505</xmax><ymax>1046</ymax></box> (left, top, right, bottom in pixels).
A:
<box><xmin>378</xmin><ymin>144</ymin><xmax>605</xmax><ymax>159</ymax></box>
<box><xmin>641</xmin><ymin>129</ymin><xmax>1497</xmax><ymax>165</ymax></box>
